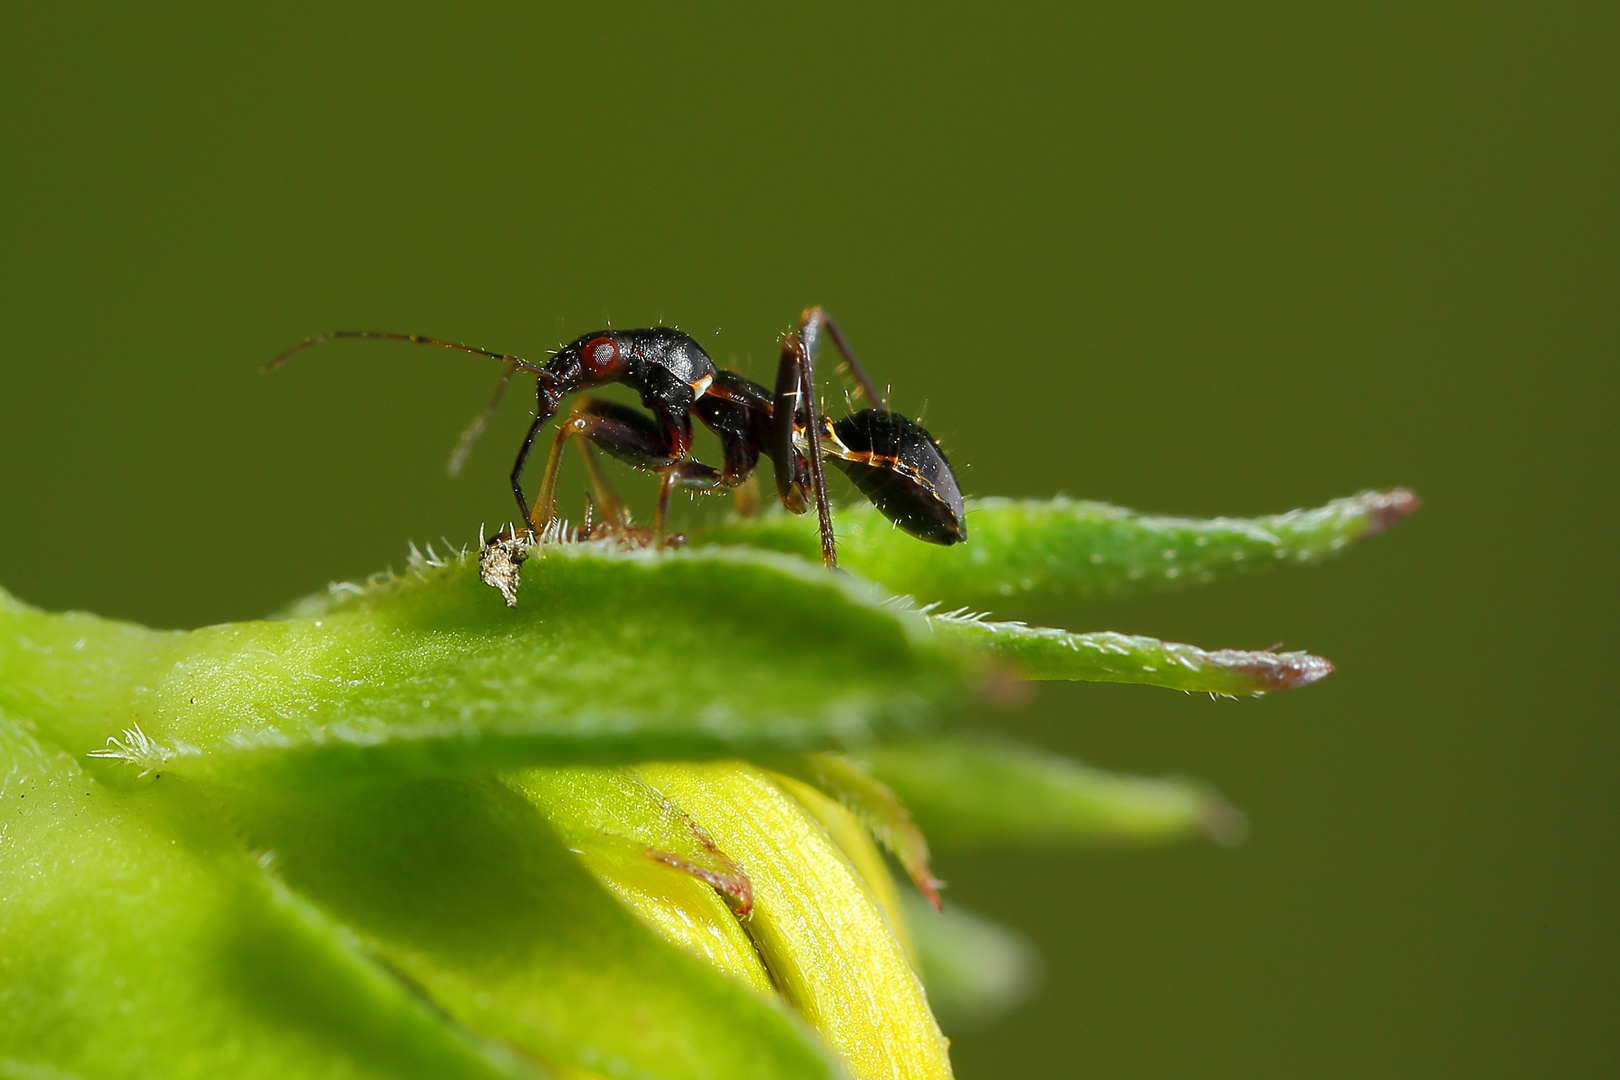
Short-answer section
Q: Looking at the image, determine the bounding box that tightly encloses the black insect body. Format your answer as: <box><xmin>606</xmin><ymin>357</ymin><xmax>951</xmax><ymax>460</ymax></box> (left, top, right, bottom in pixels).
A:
<box><xmin>821</xmin><ymin>410</ymin><xmax>966</xmax><ymax>547</ymax></box>
<box><xmin>269</xmin><ymin>308</ymin><xmax>965</xmax><ymax>568</ymax></box>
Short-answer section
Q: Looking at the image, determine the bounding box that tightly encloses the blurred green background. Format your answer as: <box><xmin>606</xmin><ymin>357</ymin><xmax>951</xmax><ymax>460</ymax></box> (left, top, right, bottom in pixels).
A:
<box><xmin>1</xmin><ymin>3</ymin><xmax>1612</xmax><ymax>1076</ymax></box>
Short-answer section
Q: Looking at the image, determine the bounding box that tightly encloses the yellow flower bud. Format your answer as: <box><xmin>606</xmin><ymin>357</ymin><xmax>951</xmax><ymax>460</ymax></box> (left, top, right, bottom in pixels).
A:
<box><xmin>640</xmin><ymin>762</ymin><xmax>952</xmax><ymax>1080</ymax></box>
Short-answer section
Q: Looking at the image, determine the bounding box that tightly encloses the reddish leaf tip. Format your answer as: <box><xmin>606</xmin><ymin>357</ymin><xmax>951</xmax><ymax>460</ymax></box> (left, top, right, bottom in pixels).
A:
<box><xmin>1361</xmin><ymin>487</ymin><xmax>1422</xmax><ymax>536</ymax></box>
<box><xmin>1276</xmin><ymin>652</ymin><xmax>1335</xmax><ymax>689</ymax></box>
<box><xmin>1199</xmin><ymin>798</ymin><xmax>1251</xmax><ymax>846</ymax></box>
<box><xmin>916</xmin><ymin>872</ymin><xmax>944</xmax><ymax>913</ymax></box>
<box><xmin>1215</xmin><ymin>648</ymin><xmax>1334</xmax><ymax>691</ymax></box>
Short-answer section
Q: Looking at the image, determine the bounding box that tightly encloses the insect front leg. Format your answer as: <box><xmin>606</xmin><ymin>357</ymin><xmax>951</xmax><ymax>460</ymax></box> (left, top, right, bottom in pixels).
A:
<box><xmin>528</xmin><ymin>399</ymin><xmax>672</xmax><ymax>534</ymax></box>
<box><xmin>529</xmin><ymin>398</ymin><xmax>722</xmax><ymax>545</ymax></box>
<box><xmin>510</xmin><ymin>394</ymin><xmax>560</xmax><ymax>533</ymax></box>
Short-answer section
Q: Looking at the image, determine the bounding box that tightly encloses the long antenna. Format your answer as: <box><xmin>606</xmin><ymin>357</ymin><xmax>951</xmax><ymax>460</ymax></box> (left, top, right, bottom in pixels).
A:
<box><xmin>263</xmin><ymin>330</ymin><xmax>548</xmax><ymax>375</ymax></box>
<box><xmin>265</xmin><ymin>330</ymin><xmax>553</xmax><ymax>476</ymax></box>
<box><xmin>447</xmin><ymin>362</ymin><xmax>517</xmax><ymax>477</ymax></box>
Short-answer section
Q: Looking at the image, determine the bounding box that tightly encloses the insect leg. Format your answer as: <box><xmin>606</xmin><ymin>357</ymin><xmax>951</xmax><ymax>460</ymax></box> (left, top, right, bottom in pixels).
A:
<box><xmin>529</xmin><ymin>423</ymin><xmax>580</xmax><ymax>535</ymax></box>
<box><xmin>800</xmin><ymin>307</ymin><xmax>885</xmax><ymax>410</ymax></box>
<box><xmin>511</xmin><ymin>413</ymin><xmax>551</xmax><ymax>531</ymax></box>
<box><xmin>531</xmin><ymin>398</ymin><xmax>723</xmax><ymax>544</ymax></box>
<box><xmin>575</xmin><ymin>440</ymin><xmax>629</xmax><ymax>524</ymax></box>
<box><xmin>772</xmin><ymin>338</ymin><xmax>811</xmax><ymax>513</ymax></box>
<box><xmin>733</xmin><ymin>474</ymin><xmax>761</xmax><ymax>517</ymax></box>
<box><xmin>774</xmin><ymin>322</ymin><xmax>839</xmax><ymax>568</ymax></box>
<box><xmin>510</xmin><ymin>383</ymin><xmax>564</xmax><ymax>532</ymax></box>
<box><xmin>655</xmin><ymin>462</ymin><xmax>725</xmax><ymax>542</ymax></box>
<box><xmin>693</xmin><ymin>370</ymin><xmax>770</xmax><ymax>507</ymax></box>
<box><xmin>529</xmin><ymin>400</ymin><xmax>663</xmax><ymax>533</ymax></box>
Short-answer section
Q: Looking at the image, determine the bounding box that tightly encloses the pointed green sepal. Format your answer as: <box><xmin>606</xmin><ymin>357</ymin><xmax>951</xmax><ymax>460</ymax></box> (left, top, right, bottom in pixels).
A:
<box><xmin>771</xmin><ymin>752</ymin><xmax>942</xmax><ymax>907</ymax></box>
<box><xmin>691</xmin><ymin>488</ymin><xmax>1418</xmax><ymax>607</ymax></box>
<box><xmin>930</xmin><ymin>617</ymin><xmax>1332</xmax><ymax>694</ymax></box>
<box><xmin>859</xmin><ymin>738</ymin><xmax>1246</xmax><ymax>849</ymax></box>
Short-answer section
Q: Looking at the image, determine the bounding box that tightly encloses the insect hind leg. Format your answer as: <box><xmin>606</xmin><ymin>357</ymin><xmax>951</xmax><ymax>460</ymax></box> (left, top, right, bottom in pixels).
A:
<box><xmin>798</xmin><ymin>307</ymin><xmax>886</xmax><ymax>410</ymax></box>
<box><xmin>773</xmin><ymin>312</ymin><xmax>845</xmax><ymax>567</ymax></box>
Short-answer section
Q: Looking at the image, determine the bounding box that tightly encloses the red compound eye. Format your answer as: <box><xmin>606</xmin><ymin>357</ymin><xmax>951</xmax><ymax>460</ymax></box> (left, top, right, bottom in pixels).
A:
<box><xmin>582</xmin><ymin>336</ymin><xmax>620</xmax><ymax>377</ymax></box>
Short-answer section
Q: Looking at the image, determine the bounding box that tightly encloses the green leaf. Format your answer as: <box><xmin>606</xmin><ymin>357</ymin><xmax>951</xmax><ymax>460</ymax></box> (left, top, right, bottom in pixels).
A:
<box><xmin>0</xmin><ymin>586</ymin><xmax>177</xmax><ymax>748</ymax></box>
<box><xmin>0</xmin><ymin>709</ymin><xmax>538</xmax><ymax>1080</ymax></box>
<box><xmin>859</xmin><ymin>738</ymin><xmax>1246</xmax><ymax>850</ymax></box>
<box><xmin>0</xmin><ymin>545</ymin><xmax>969</xmax><ymax>789</ymax></box>
<box><xmin>901</xmin><ymin>893</ymin><xmax>1038</xmax><ymax>1030</ymax></box>
<box><xmin>0</xmin><ymin>476</ymin><xmax>1418</xmax><ymax>1079</ymax></box>
<box><xmin>690</xmin><ymin>488</ymin><xmax>1419</xmax><ymax>607</ymax></box>
<box><xmin>929</xmin><ymin>617</ymin><xmax>1332</xmax><ymax>694</ymax></box>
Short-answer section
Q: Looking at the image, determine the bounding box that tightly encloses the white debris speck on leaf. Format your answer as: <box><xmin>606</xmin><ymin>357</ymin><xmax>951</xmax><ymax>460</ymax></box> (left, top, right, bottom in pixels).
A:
<box><xmin>86</xmin><ymin>723</ymin><xmax>176</xmax><ymax>776</ymax></box>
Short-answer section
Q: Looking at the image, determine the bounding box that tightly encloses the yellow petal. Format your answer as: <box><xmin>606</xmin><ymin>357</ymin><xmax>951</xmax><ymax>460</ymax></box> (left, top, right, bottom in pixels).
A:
<box><xmin>770</xmin><ymin>770</ymin><xmax>919</xmax><ymax>968</ymax></box>
<box><xmin>568</xmin><ymin>839</ymin><xmax>775</xmax><ymax>996</ymax></box>
<box><xmin>641</xmin><ymin>762</ymin><xmax>953</xmax><ymax>1080</ymax></box>
<box><xmin>510</xmin><ymin>767</ymin><xmax>774</xmax><ymax>996</ymax></box>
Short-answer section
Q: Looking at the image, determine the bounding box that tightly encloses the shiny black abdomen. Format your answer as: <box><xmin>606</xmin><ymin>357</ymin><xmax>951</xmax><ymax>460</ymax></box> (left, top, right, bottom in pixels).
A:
<box><xmin>828</xmin><ymin>409</ymin><xmax>966</xmax><ymax>545</ymax></box>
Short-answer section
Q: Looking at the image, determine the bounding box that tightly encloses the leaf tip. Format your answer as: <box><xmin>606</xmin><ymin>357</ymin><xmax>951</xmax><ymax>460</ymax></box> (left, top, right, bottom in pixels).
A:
<box><xmin>1360</xmin><ymin>487</ymin><xmax>1421</xmax><ymax>536</ymax></box>
<box><xmin>1199</xmin><ymin>796</ymin><xmax>1251</xmax><ymax>847</ymax></box>
<box><xmin>1212</xmin><ymin>647</ymin><xmax>1334</xmax><ymax>692</ymax></box>
<box><xmin>1275</xmin><ymin>651</ymin><xmax>1335</xmax><ymax>690</ymax></box>
<box><xmin>916</xmin><ymin>871</ymin><xmax>945</xmax><ymax>913</ymax></box>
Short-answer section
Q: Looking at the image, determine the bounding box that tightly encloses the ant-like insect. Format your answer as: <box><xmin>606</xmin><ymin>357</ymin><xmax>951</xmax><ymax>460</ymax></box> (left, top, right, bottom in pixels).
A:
<box><xmin>268</xmin><ymin>307</ymin><xmax>965</xmax><ymax>569</ymax></box>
